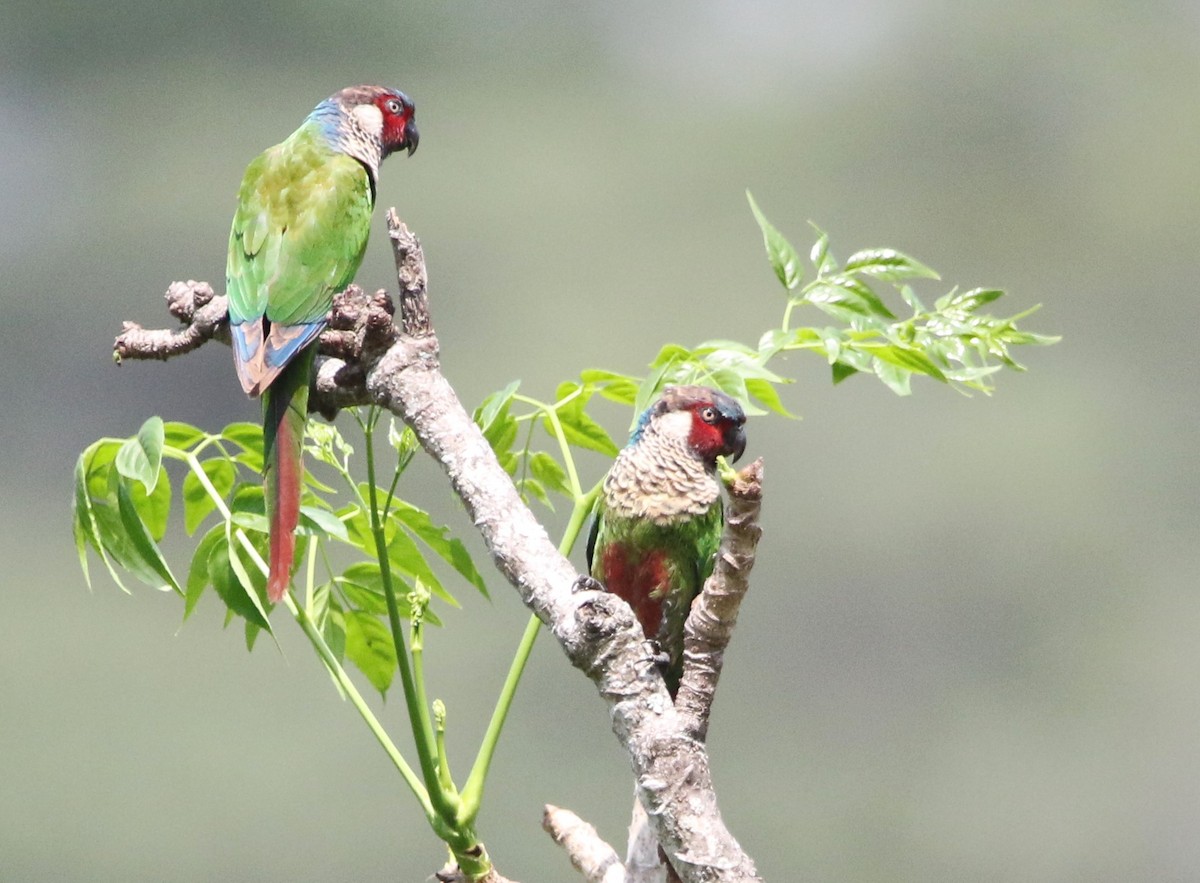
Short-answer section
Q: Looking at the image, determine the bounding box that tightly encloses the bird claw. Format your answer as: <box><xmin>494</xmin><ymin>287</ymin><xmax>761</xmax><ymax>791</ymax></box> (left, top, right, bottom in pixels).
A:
<box><xmin>648</xmin><ymin>643</ymin><xmax>671</xmax><ymax>674</ymax></box>
<box><xmin>572</xmin><ymin>575</ymin><xmax>604</xmax><ymax>594</ymax></box>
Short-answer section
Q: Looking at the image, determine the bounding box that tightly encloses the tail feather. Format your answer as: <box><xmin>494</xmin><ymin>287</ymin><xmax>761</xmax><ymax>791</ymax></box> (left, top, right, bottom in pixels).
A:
<box><xmin>263</xmin><ymin>346</ymin><xmax>314</xmax><ymax>603</ymax></box>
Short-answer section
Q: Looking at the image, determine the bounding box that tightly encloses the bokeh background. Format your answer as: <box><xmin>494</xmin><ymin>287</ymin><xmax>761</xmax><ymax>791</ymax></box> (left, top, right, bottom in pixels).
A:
<box><xmin>3</xmin><ymin>1</ymin><xmax>1197</xmax><ymax>880</ymax></box>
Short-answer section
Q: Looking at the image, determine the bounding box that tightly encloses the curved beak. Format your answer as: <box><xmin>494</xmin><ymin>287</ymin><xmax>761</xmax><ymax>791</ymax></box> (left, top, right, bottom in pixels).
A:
<box><xmin>725</xmin><ymin>423</ymin><xmax>747</xmax><ymax>463</ymax></box>
<box><xmin>404</xmin><ymin>118</ymin><xmax>420</xmax><ymax>155</ymax></box>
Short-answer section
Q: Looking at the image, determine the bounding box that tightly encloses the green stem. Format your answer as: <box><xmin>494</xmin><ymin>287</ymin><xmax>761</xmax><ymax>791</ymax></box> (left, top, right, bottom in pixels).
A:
<box><xmin>512</xmin><ymin>392</ymin><xmax>585</xmax><ymax>496</ymax></box>
<box><xmin>170</xmin><ymin>449</ymin><xmax>431</xmax><ymax>814</ymax></box>
<box><xmin>362</xmin><ymin>412</ymin><xmax>456</xmax><ymax>820</ymax></box>
<box><xmin>432</xmin><ymin>701</ymin><xmax>456</xmax><ymax>795</ymax></box>
<box><xmin>286</xmin><ymin>593</ymin><xmax>434</xmax><ymax>816</ymax></box>
<box><xmin>458</xmin><ymin>481</ymin><xmax>602</xmax><ymax>823</ymax></box>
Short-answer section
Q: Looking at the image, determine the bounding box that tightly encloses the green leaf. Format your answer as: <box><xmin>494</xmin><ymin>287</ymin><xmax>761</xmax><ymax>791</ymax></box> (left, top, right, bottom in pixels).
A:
<box><xmin>809</xmin><ymin>275</ymin><xmax>896</xmax><ymax>320</ymax></box>
<box><xmin>305</xmin><ymin>421</ymin><xmax>354</xmax><ymax>470</ymax></box>
<box><xmin>228</xmin><ymin>484</ymin><xmax>268</xmax><ymax>534</ymax></box>
<box><xmin>386</xmin><ymin>522</ymin><xmax>460</xmax><ymax>607</ymax></box>
<box><xmin>115</xmin><ymin>416</ymin><xmax>165</xmax><ymax>493</ymax></box>
<box><xmin>386</xmin><ymin>419</ymin><xmax>419</xmax><ymax>472</ymax></box>
<box><xmin>757</xmin><ymin>328</ymin><xmax>792</xmax><ymax>361</ymax></box>
<box><xmin>297</xmin><ymin>505</ymin><xmax>349</xmax><ymax>542</ymax></box>
<box><xmin>183</xmin><ymin>458</ymin><xmax>237</xmax><ymax>534</ymax></box>
<box><xmin>130</xmin><ymin>466</ymin><xmax>172</xmax><ymax>541</ymax></box>
<box><xmin>475</xmin><ymin>381</ymin><xmax>520</xmax><ymax>435</ymax></box>
<box><xmin>114</xmin><ymin>472</ymin><xmax>180</xmax><ymax>593</ymax></box>
<box><xmin>339</xmin><ymin>562</ymin><xmax>397</xmax><ymax>615</ymax></box>
<box><xmin>859</xmin><ymin>343</ymin><xmax>949</xmax><ymax>382</ymax></box>
<box><xmin>744</xmin><ymin>378</ymin><xmax>795</xmax><ymax>418</ymax></box>
<box><xmin>209</xmin><ymin>532</ymin><xmax>271</xmax><ymax>630</ymax></box>
<box><xmin>551</xmin><ymin>383</ymin><xmax>619</xmax><ymax>457</ymax></box>
<box><xmin>632</xmin><ymin>352</ymin><xmax>686</xmax><ymax>426</ymax></box>
<box><xmin>899</xmin><ymin>284</ymin><xmax>927</xmax><ymax>314</ymax></box>
<box><xmin>528</xmin><ymin>451</ymin><xmax>572</xmax><ymax>498</ymax></box>
<box><xmin>809</xmin><ymin>223</ymin><xmax>833</xmax><ymax>275</ymax></box>
<box><xmin>344</xmin><ymin>611</ymin><xmax>397</xmax><ymax>696</ymax></box>
<box><xmin>321</xmin><ymin>599</ymin><xmax>346</xmax><ymax>663</ymax></box>
<box><xmin>389</xmin><ymin>500</ymin><xmax>488</xmax><ymax>597</ymax></box>
<box><xmin>184</xmin><ymin>525</ymin><xmax>225</xmax><ymax>620</ymax></box>
<box><xmin>831</xmin><ymin>361</ymin><xmax>859</xmax><ymax>385</ymax></box>
<box><xmin>339</xmin><ymin>505</ymin><xmax>374</xmax><ymax>557</ymax></box>
<box><xmin>518</xmin><ymin>476</ymin><xmax>550</xmax><ymax>509</ymax></box>
<box><xmin>747</xmin><ymin>191</ymin><xmax>802</xmax><ymax>290</ymax></box>
<box><xmin>73</xmin><ymin>447</ymin><xmax>107</xmax><ymax>588</ymax></box>
<box><xmin>222</xmin><ymin>422</ymin><xmax>264</xmax><ymax>472</ymax></box>
<box><xmin>75</xmin><ymin>441</ymin><xmax>138</xmax><ymax>592</ymax></box>
<box><xmin>873</xmin><ymin>359</ymin><xmax>914</xmax><ymax>396</ymax></box>
<box><xmin>648</xmin><ymin>343</ymin><xmax>692</xmax><ymax>370</ymax></box>
<box><xmin>845</xmin><ymin>248</ymin><xmax>940</xmax><ymax>282</ymax></box>
<box><xmin>477</xmin><ymin>391</ymin><xmax>519</xmax><ymax>466</ymax></box>
<box><xmin>163</xmin><ymin>421</ymin><xmax>207</xmax><ymax>451</ymax></box>
<box><xmin>579</xmin><ymin>369</ymin><xmax>639</xmax><ymax>405</ymax></box>
<box><xmin>245</xmin><ymin>620</ymin><xmax>262</xmax><ymax>652</ymax></box>
<box><xmin>344</xmin><ymin>492</ymin><xmax>462</xmax><ymax>608</ymax></box>
<box><xmin>338</xmin><ymin>563</ymin><xmax>442</xmax><ymax>624</ymax></box>
<box><xmin>954</xmin><ymin>288</ymin><xmax>1007</xmax><ymax>313</ymax></box>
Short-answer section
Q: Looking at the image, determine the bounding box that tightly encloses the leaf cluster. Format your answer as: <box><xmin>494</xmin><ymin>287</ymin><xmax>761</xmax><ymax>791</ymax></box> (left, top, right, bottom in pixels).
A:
<box><xmin>746</xmin><ymin>192</ymin><xmax>1060</xmax><ymax>396</ymax></box>
<box><xmin>73</xmin><ymin>415</ymin><xmax>487</xmax><ymax>695</ymax></box>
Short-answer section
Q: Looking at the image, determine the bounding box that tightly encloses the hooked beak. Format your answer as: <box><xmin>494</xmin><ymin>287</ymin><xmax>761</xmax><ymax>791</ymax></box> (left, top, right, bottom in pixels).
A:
<box><xmin>725</xmin><ymin>423</ymin><xmax>747</xmax><ymax>463</ymax></box>
<box><xmin>403</xmin><ymin>118</ymin><xmax>419</xmax><ymax>156</ymax></box>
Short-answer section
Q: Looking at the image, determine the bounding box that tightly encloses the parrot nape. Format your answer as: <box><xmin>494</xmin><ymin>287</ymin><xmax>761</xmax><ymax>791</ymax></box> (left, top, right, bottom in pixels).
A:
<box><xmin>587</xmin><ymin>385</ymin><xmax>747</xmax><ymax>697</ymax></box>
<box><xmin>226</xmin><ymin>85</ymin><xmax>419</xmax><ymax>603</ymax></box>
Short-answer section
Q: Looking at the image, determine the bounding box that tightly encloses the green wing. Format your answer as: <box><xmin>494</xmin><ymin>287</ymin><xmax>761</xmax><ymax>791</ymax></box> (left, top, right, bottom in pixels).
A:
<box><xmin>227</xmin><ymin>124</ymin><xmax>374</xmax><ymax>329</ymax></box>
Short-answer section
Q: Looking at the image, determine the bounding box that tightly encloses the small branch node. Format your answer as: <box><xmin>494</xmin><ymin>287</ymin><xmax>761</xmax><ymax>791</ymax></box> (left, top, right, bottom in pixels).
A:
<box><xmin>544</xmin><ymin>804</ymin><xmax>625</xmax><ymax>883</ymax></box>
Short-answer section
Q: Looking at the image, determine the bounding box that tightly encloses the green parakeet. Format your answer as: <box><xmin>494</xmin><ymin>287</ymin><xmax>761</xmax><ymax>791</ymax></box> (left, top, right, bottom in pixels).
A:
<box><xmin>226</xmin><ymin>85</ymin><xmax>418</xmax><ymax>602</ymax></box>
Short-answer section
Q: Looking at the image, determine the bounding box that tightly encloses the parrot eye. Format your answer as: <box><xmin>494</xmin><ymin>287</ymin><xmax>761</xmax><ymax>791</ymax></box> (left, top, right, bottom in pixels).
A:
<box><xmin>385</xmin><ymin>98</ymin><xmax>402</xmax><ymax>115</ymax></box>
<box><xmin>699</xmin><ymin>406</ymin><xmax>718</xmax><ymax>423</ymax></box>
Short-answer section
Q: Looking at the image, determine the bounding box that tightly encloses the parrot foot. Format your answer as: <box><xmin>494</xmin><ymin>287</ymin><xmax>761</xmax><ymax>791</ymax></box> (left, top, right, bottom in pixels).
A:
<box><xmin>572</xmin><ymin>575</ymin><xmax>604</xmax><ymax>593</ymax></box>
<box><xmin>648</xmin><ymin>642</ymin><xmax>671</xmax><ymax>675</ymax></box>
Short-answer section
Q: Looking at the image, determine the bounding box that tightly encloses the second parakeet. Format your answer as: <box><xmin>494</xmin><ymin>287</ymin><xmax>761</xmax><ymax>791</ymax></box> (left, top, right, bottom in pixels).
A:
<box><xmin>587</xmin><ymin>385</ymin><xmax>747</xmax><ymax>697</ymax></box>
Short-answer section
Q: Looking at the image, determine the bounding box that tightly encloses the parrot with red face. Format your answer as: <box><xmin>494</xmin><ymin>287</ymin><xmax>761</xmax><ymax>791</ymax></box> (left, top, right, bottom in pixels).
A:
<box><xmin>226</xmin><ymin>85</ymin><xmax>419</xmax><ymax>602</ymax></box>
<box><xmin>587</xmin><ymin>385</ymin><xmax>748</xmax><ymax>696</ymax></box>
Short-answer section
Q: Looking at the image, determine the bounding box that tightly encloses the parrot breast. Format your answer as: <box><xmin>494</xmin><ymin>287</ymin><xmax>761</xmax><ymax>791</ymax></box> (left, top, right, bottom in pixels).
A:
<box><xmin>599</xmin><ymin>542</ymin><xmax>670</xmax><ymax>641</ymax></box>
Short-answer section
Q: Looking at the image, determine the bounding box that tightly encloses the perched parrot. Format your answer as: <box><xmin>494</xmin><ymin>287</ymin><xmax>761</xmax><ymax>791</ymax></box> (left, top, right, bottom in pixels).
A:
<box><xmin>226</xmin><ymin>85</ymin><xmax>419</xmax><ymax>603</ymax></box>
<box><xmin>587</xmin><ymin>385</ymin><xmax>747</xmax><ymax>697</ymax></box>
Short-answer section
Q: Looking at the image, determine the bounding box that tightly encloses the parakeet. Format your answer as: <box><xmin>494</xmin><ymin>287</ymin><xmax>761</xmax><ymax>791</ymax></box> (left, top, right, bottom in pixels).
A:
<box><xmin>587</xmin><ymin>385</ymin><xmax>747</xmax><ymax>697</ymax></box>
<box><xmin>226</xmin><ymin>85</ymin><xmax>419</xmax><ymax>603</ymax></box>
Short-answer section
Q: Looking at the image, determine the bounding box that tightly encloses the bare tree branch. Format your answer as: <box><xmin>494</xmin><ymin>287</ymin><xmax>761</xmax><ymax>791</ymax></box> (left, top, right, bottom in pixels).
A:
<box><xmin>111</xmin><ymin>210</ymin><xmax>764</xmax><ymax>883</ymax></box>
<box><xmin>114</xmin><ymin>281</ymin><xmax>227</xmax><ymax>361</ymax></box>
<box><xmin>675</xmin><ymin>460</ymin><xmax>765</xmax><ymax>742</ymax></box>
<box><xmin>543</xmin><ymin>805</ymin><xmax>626</xmax><ymax>883</ymax></box>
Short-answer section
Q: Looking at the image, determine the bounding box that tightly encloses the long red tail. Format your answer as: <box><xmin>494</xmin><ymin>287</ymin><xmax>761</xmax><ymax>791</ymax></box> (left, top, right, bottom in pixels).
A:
<box><xmin>262</xmin><ymin>347</ymin><xmax>313</xmax><ymax>603</ymax></box>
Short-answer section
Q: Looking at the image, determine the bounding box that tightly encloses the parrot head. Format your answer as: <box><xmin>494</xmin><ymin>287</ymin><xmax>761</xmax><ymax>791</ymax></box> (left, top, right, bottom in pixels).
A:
<box><xmin>634</xmin><ymin>385</ymin><xmax>747</xmax><ymax>467</ymax></box>
<box><xmin>311</xmin><ymin>85</ymin><xmax>419</xmax><ymax>171</ymax></box>
<box><xmin>374</xmin><ymin>88</ymin><xmax>420</xmax><ymax>158</ymax></box>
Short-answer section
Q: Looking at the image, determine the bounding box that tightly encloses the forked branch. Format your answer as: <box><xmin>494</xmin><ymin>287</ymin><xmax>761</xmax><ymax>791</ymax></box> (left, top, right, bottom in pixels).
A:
<box><xmin>112</xmin><ymin>210</ymin><xmax>765</xmax><ymax>883</ymax></box>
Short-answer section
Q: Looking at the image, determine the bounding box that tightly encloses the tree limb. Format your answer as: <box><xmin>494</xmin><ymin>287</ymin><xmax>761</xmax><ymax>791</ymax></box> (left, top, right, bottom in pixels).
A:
<box><xmin>111</xmin><ymin>210</ymin><xmax>764</xmax><ymax>883</ymax></box>
<box><xmin>675</xmin><ymin>461</ymin><xmax>765</xmax><ymax>742</ymax></box>
<box><xmin>543</xmin><ymin>804</ymin><xmax>626</xmax><ymax>883</ymax></box>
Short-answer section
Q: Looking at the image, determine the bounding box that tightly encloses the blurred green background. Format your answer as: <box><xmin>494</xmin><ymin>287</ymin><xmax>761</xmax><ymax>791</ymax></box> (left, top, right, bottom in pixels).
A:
<box><xmin>3</xmin><ymin>0</ymin><xmax>1197</xmax><ymax>880</ymax></box>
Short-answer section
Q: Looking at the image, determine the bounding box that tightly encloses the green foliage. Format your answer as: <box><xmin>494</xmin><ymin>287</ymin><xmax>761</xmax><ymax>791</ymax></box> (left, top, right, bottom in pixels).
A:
<box><xmin>73</xmin><ymin>415</ymin><xmax>487</xmax><ymax>691</ymax></box>
<box><xmin>746</xmin><ymin>191</ymin><xmax>1059</xmax><ymax>396</ymax></box>
<box><xmin>467</xmin><ymin>200</ymin><xmax>1058</xmax><ymax>522</ymax></box>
